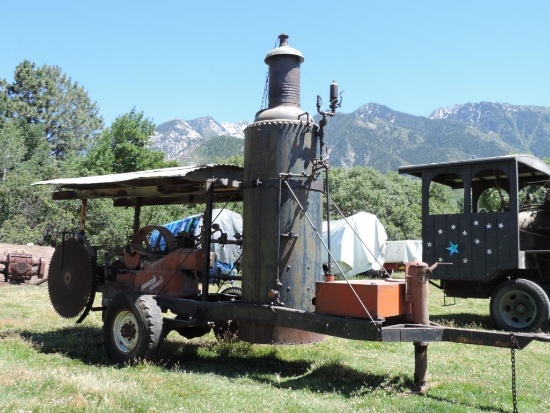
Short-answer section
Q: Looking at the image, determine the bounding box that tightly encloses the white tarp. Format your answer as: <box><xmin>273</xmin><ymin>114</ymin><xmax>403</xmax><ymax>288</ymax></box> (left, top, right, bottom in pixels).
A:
<box><xmin>321</xmin><ymin>212</ymin><xmax>387</xmax><ymax>277</ymax></box>
<box><xmin>384</xmin><ymin>240</ymin><xmax>423</xmax><ymax>264</ymax></box>
<box><xmin>207</xmin><ymin>209</ymin><xmax>243</xmax><ymax>266</ymax></box>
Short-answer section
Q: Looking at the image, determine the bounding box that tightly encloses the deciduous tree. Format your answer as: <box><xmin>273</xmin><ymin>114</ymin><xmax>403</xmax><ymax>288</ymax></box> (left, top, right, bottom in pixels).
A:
<box><xmin>85</xmin><ymin>108</ymin><xmax>176</xmax><ymax>174</ymax></box>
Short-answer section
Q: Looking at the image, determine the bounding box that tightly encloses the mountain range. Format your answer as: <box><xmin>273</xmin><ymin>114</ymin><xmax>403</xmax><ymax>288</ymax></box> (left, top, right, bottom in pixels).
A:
<box><xmin>150</xmin><ymin>102</ymin><xmax>550</xmax><ymax>173</ymax></box>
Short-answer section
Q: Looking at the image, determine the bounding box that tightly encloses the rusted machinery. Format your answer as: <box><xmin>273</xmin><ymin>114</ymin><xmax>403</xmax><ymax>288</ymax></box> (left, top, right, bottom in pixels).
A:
<box><xmin>1</xmin><ymin>253</ymin><xmax>47</xmax><ymax>283</ymax></box>
<box><xmin>34</xmin><ymin>34</ymin><xmax>549</xmax><ymax>394</ymax></box>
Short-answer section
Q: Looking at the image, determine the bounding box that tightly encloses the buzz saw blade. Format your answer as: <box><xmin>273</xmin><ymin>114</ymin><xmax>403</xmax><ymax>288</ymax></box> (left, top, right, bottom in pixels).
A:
<box><xmin>48</xmin><ymin>238</ymin><xmax>94</xmax><ymax>318</ymax></box>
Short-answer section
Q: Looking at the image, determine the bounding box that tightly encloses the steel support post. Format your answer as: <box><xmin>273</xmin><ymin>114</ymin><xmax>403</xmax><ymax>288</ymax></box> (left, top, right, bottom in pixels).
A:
<box><xmin>406</xmin><ymin>261</ymin><xmax>431</xmax><ymax>392</ymax></box>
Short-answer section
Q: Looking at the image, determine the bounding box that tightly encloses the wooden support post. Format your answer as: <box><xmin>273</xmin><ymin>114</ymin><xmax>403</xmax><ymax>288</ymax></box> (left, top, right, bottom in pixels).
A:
<box><xmin>79</xmin><ymin>199</ymin><xmax>88</xmax><ymax>234</ymax></box>
<box><xmin>133</xmin><ymin>204</ymin><xmax>142</xmax><ymax>234</ymax></box>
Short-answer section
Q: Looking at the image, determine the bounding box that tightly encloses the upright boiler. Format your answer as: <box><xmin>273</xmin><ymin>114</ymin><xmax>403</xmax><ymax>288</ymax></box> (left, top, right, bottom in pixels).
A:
<box><xmin>240</xmin><ymin>34</ymin><xmax>324</xmax><ymax>344</ymax></box>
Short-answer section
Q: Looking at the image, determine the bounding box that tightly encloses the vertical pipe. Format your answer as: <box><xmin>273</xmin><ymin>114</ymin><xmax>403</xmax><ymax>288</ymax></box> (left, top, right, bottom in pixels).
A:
<box><xmin>405</xmin><ymin>261</ymin><xmax>430</xmax><ymax>392</ymax></box>
<box><xmin>325</xmin><ymin>167</ymin><xmax>331</xmax><ymax>275</ymax></box>
<box><xmin>201</xmin><ymin>182</ymin><xmax>214</xmax><ymax>301</ymax></box>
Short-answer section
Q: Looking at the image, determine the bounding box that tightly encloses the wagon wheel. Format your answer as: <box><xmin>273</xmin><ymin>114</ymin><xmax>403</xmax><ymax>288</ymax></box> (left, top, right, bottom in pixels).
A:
<box><xmin>490</xmin><ymin>278</ymin><xmax>550</xmax><ymax>332</ymax></box>
<box><xmin>214</xmin><ymin>286</ymin><xmax>242</xmax><ymax>342</ymax></box>
<box><xmin>103</xmin><ymin>292</ymin><xmax>164</xmax><ymax>363</ymax></box>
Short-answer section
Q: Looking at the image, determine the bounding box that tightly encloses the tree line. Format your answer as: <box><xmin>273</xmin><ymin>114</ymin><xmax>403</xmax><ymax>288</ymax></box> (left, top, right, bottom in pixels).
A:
<box><xmin>0</xmin><ymin>61</ymin><xmax>458</xmax><ymax>257</ymax></box>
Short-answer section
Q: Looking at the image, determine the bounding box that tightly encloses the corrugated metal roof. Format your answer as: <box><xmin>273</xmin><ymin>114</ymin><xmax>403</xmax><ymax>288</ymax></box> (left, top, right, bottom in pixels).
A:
<box><xmin>33</xmin><ymin>164</ymin><xmax>242</xmax><ymax>187</ymax></box>
<box><xmin>33</xmin><ymin>164</ymin><xmax>244</xmax><ymax>206</ymax></box>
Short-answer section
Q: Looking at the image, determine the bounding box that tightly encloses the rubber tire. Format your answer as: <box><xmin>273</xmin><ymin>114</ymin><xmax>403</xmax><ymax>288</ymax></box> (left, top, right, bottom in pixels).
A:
<box><xmin>103</xmin><ymin>292</ymin><xmax>164</xmax><ymax>363</ymax></box>
<box><xmin>213</xmin><ymin>286</ymin><xmax>242</xmax><ymax>342</ymax></box>
<box><xmin>490</xmin><ymin>278</ymin><xmax>550</xmax><ymax>332</ymax></box>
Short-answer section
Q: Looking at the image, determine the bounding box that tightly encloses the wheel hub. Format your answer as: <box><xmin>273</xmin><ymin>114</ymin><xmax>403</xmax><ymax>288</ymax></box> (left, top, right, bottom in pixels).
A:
<box><xmin>113</xmin><ymin>310</ymin><xmax>140</xmax><ymax>353</ymax></box>
<box><xmin>514</xmin><ymin>303</ymin><xmax>528</xmax><ymax>315</ymax></box>
<box><xmin>500</xmin><ymin>290</ymin><xmax>536</xmax><ymax>326</ymax></box>
<box><xmin>120</xmin><ymin>322</ymin><xmax>136</xmax><ymax>341</ymax></box>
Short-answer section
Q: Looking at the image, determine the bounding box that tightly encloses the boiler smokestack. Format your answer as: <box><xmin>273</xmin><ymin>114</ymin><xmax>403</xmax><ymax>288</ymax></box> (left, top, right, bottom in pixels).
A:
<box><xmin>266</xmin><ymin>33</ymin><xmax>303</xmax><ymax>109</ymax></box>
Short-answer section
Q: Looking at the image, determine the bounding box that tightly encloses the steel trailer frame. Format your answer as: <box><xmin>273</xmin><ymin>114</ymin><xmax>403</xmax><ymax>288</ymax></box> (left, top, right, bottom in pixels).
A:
<box><xmin>34</xmin><ymin>163</ymin><xmax>550</xmax><ymax>390</ymax></box>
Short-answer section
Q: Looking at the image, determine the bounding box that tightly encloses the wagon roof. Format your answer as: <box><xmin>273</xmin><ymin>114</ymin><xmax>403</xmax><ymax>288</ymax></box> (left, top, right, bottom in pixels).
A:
<box><xmin>33</xmin><ymin>164</ymin><xmax>243</xmax><ymax>206</ymax></box>
<box><xmin>398</xmin><ymin>154</ymin><xmax>550</xmax><ymax>187</ymax></box>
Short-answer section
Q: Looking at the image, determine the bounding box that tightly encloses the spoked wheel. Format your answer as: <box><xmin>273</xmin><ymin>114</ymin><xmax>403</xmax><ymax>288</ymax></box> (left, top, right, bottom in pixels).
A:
<box><xmin>103</xmin><ymin>292</ymin><xmax>164</xmax><ymax>363</ymax></box>
<box><xmin>490</xmin><ymin>278</ymin><xmax>550</xmax><ymax>332</ymax></box>
<box><xmin>214</xmin><ymin>286</ymin><xmax>242</xmax><ymax>342</ymax></box>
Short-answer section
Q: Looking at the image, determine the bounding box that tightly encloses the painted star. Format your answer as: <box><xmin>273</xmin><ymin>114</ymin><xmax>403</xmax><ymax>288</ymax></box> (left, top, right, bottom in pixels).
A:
<box><xmin>499</xmin><ymin>223</ymin><xmax>504</xmax><ymax>229</ymax></box>
<box><xmin>475</xmin><ymin>239</ymin><xmax>480</xmax><ymax>244</ymax></box>
<box><xmin>451</xmin><ymin>224</ymin><xmax>456</xmax><ymax>230</ymax></box>
<box><xmin>426</xmin><ymin>242</ymin><xmax>432</xmax><ymax>248</ymax></box>
<box><xmin>462</xmin><ymin>230</ymin><xmax>468</xmax><ymax>236</ymax></box>
<box><xmin>473</xmin><ymin>220</ymin><xmax>479</xmax><ymax>226</ymax></box>
<box><xmin>463</xmin><ymin>258</ymin><xmax>468</xmax><ymax>264</ymax></box>
<box><xmin>438</xmin><ymin>257</ymin><xmax>443</xmax><ymax>262</ymax></box>
<box><xmin>446</xmin><ymin>242</ymin><xmax>459</xmax><ymax>255</ymax></box>
<box><xmin>438</xmin><ymin>229</ymin><xmax>443</xmax><ymax>235</ymax></box>
<box><xmin>487</xmin><ymin>249</ymin><xmax>493</xmax><ymax>255</ymax></box>
<box><xmin>486</xmin><ymin>223</ymin><xmax>492</xmax><ymax>229</ymax></box>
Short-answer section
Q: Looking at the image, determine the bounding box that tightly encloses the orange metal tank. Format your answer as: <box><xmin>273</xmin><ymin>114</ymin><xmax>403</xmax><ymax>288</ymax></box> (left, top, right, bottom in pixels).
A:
<box><xmin>314</xmin><ymin>279</ymin><xmax>407</xmax><ymax>319</ymax></box>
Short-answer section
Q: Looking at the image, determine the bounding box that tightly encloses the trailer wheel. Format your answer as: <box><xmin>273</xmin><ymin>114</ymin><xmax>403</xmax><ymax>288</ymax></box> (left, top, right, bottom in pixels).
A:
<box><xmin>490</xmin><ymin>279</ymin><xmax>550</xmax><ymax>332</ymax></box>
<box><xmin>214</xmin><ymin>286</ymin><xmax>242</xmax><ymax>342</ymax></box>
<box><xmin>103</xmin><ymin>292</ymin><xmax>164</xmax><ymax>363</ymax></box>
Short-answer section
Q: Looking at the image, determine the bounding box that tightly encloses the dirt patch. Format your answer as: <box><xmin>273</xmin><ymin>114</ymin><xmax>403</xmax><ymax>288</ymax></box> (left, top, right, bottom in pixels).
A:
<box><xmin>0</xmin><ymin>243</ymin><xmax>55</xmax><ymax>285</ymax></box>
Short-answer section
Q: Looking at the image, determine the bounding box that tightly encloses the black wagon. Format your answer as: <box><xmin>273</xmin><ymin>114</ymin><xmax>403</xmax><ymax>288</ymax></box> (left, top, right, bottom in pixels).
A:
<box><xmin>400</xmin><ymin>154</ymin><xmax>550</xmax><ymax>331</ymax></box>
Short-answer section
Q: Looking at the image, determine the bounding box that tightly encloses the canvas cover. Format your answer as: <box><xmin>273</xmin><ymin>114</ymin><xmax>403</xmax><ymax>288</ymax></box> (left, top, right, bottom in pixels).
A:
<box><xmin>384</xmin><ymin>240</ymin><xmax>423</xmax><ymax>264</ymax></box>
<box><xmin>321</xmin><ymin>212</ymin><xmax>387</xmax><ymax>277</ymax></box>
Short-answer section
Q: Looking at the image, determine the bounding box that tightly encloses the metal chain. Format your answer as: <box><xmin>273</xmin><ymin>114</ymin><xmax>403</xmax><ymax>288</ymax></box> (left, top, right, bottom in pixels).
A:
<box><xmin>510</xmin><ymin>333</ymin><xmax>520</xmax><ymax>413</ymax></box>
<box><xmin>260</xmin><ymin>38</ymin><xmax>279</xmax><ymax>111</ymax></box>
<box><xmin>260</xmin><ymin>70</ymin><xmax>269</xmax><ymax>110</ymax></box>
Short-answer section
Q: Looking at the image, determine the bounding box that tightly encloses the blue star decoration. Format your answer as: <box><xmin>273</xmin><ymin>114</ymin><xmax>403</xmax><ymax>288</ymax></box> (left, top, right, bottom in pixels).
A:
<box><xmin>446</xmin><ymin>241</ymin><xmax>459</xmax><ymax>255</ymax></box>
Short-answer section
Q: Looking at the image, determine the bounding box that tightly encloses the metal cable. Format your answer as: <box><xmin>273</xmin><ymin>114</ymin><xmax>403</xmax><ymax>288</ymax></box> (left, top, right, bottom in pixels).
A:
<box><xmin>282</xmin><ymin>179</ymin><xmax>380</xmax><ymax>329</ymax></box>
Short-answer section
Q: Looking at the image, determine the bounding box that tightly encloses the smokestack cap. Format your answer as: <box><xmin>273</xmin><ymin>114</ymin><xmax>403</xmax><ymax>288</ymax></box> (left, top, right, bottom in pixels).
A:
<box><xmin>265</xmin><ymin>33</ymin><xmax>304</xmax><ymax>64</ymax></box>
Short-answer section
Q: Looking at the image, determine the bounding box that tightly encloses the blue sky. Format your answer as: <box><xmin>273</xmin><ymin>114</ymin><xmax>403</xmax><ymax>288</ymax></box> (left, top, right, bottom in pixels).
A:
<box><xmin>3</xmin><ymin>1</ymin><xmax>550</xmax><ymax>126</ymax></box>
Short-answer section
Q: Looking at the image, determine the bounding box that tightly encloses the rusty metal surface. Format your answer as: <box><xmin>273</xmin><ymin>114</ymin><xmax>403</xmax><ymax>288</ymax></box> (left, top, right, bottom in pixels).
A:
<box><xmin>7</xmin><ymin>254</ymin><xmax>33</xmax><ymax>280</ymax></box>
<box><xmin>48</xmin><ymin>238</ymin><xmax>94</xmax><ymax>318</ymax></box>
<box><xmin>240</xmin><ymin>35</ymin><xmax>322</xmax><ymax>345</ymax></box>
<box><xmin>315</xmin><ymin>280</ymin><xmax>406</xmax><ymax>319</ymax></box>
<box><xmin>156</xmin><ymin>297</ymin><xmax>383</xmax><ymax>342</ymax></box>
<box><xmin>382</xmin><ymin>324</ymin><xmax>550</xmax><ymax>348</ymax></box>
<box><xmin>156</xmin><ymin>294</ymin><xmax>550</xmax><ymax>348</ymax></box>
<box><xmin>405</xmin><ymin>262</ymin><xmax>430</xmax><ymax>325</ymax></box>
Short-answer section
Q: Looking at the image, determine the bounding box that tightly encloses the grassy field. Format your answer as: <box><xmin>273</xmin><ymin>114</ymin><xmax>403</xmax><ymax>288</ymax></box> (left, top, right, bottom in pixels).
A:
<box><xmin>0</xmin><ymin>281</ymin><xmax>549</xmax><ymax>413</ymax></box>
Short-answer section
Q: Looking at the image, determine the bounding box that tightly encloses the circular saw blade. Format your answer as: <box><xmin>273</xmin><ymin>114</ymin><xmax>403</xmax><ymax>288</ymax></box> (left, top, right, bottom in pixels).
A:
<box><xmin>48</xmin><ymin>238</ymin><xmax>94</xmax><ymax>318</ymax></box>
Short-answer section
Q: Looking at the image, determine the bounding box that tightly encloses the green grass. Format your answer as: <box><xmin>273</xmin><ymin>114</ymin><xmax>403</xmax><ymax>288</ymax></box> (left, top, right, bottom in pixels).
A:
<box><xmin>0</xmin><ymin>282</ymin><xmax>548</xmax><ymax>412</ymax></box>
